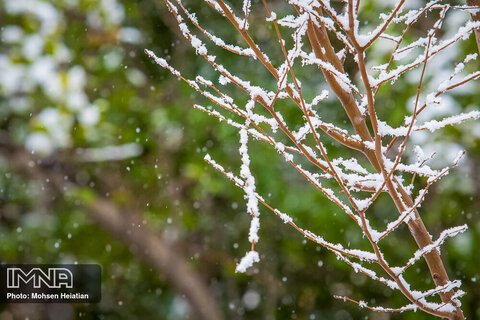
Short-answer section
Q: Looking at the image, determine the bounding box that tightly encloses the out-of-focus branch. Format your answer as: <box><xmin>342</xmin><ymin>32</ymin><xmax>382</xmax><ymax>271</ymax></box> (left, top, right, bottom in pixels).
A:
<box><xmin>85</xmin><ymin>200</ymin><xmax>224</xmax><ymax>320</ymax></box>
<box><xmin>467</xmin><ymin>0</ymin><xmax>480</xmax><ymax>53</ymax></box>
<box><xmin>0</xmin><ymin>139</ymin><xmax>224</xmax><ymax>320</ymax></box>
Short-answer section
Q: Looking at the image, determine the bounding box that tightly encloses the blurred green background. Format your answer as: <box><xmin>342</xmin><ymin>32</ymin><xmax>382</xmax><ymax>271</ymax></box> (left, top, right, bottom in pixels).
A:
<box><xmin>0</xmin><ymin>0</ymin><xmax>479</xmax><ymax>319</ymax></box>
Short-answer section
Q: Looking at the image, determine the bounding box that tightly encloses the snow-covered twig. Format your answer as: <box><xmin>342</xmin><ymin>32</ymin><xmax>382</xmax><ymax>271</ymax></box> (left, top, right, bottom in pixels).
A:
<box><xmin>148</xmin><ymin>1</ymin><xmax>480</xmax><ymax>318</ymax></box>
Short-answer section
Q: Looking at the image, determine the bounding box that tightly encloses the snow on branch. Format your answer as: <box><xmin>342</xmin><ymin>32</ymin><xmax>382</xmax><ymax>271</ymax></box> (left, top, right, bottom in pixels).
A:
<box><xmin>372</xmin><ymin>19</ymin><xmax>480</xmax><ymax>88</ymax></box>
<box><xmin>235</xmin><ymin>250</ymin><xmax>259</xmax><ymax>273</ymax></box>
<box><xmin>203</xmin><ymin>153</ymin><xmax>376</xmax><ymax>267</ymax></box>
<box><xmin>399</xmin><ymin>225</ymin><xmax>468</xmax><ymax>274</ymax></box>
<box><xmin>238</xmin><ymin>121</ymin><xmax>261</xmax><ymax>249</ymax></box>
<box><xmin>378</xmin><ymin>110</ymin><xmax>480</xmax><ymax>137</ymax></box>
<box><xmin>173</xmin><ymin>0</ymin><xmax>256</xmax><ymax>58</ymax></box>
<box><xmin>378</xmin><ymin>151</ymin><xmax>466</xmax><ymax>242</ymax></box>
<box><xmin>334</xmin><ymin>295</ymin><xmax>418</xmax><ymax>313</ymax></box>
<box><xmin>149</xmin><ymin>0</ymin><xmax>479</xmax><ymax>318</ymax></box>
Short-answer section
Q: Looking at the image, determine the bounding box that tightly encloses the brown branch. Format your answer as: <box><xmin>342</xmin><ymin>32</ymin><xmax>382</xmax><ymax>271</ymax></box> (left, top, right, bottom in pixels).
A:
<box><xmin>87</xmin><ymin>200</ymin><xmax>224</xmax><ymax>320</ymax></box>
<box><xmin>262</xmin><ymin>0</ymin><xmax>361</xmax><ymax>213</ymax></box>
<box><xmin>353</xmin><ymin>24</ymin><xmax>465</xmax><ymax>320</ymax></box>
<box><xmin>328</xmin><ymin>3</ymin><xmax>465</xmax><ymax>318</ymax></box>
<box><xmin>153</xmin><ymin>1</ymin><xmax>473</xmax><ymax>318</ymax></box>
<box><xmin>160</xmin><ymin>0</ymin><xmax>365</xmax><ymax>175</ymax></box>
<box><xmin>304</xmin><ymin>7</ymin><xmax>382</xmax><ymax>172</ymax></box>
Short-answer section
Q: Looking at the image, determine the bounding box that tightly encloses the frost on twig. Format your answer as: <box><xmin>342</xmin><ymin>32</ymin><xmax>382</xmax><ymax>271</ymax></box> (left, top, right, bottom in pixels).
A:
<box><xmin>235</xmin><ymin>250</ymin><xmax>259</xmax><ymax>273</ymax></box>
<box><xmin>148</xmin><ymin>0</ymin><xmax>479</xmax><ymax>318</ymax></box>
